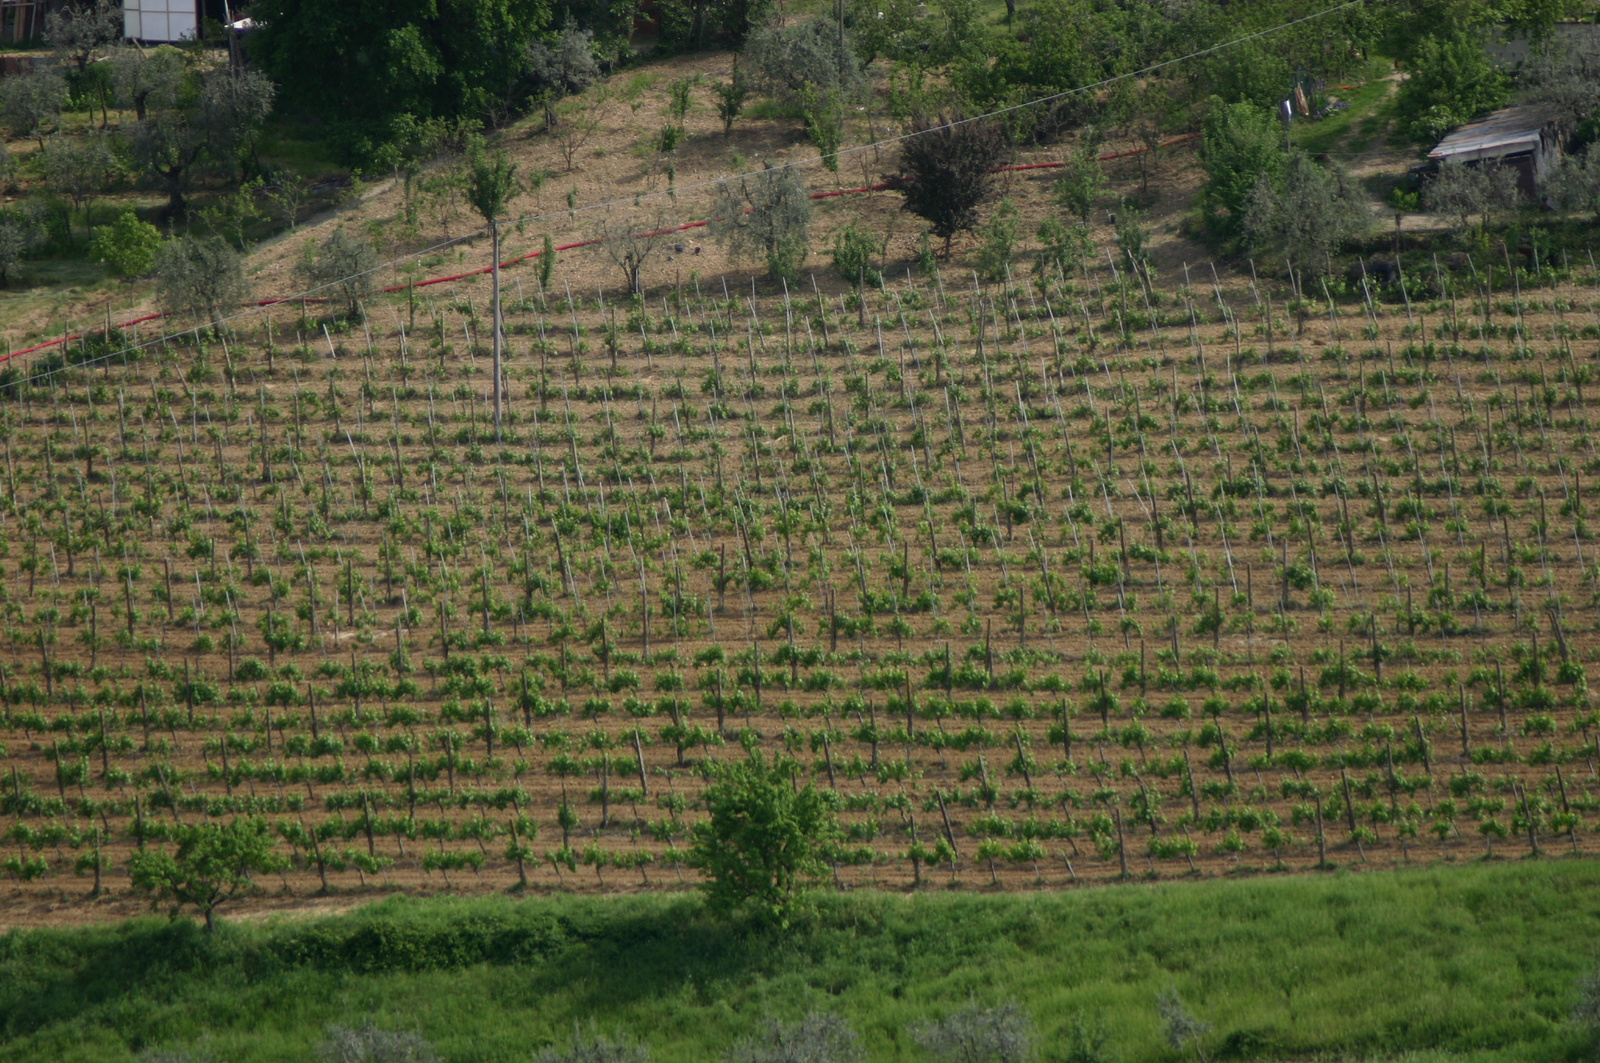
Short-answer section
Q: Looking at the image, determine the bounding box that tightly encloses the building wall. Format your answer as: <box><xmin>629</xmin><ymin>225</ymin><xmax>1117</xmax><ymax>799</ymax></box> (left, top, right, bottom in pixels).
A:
<box><xmin>124</xmin><ymin>0</ymin><xmax>199</xmax><ymax>43</ymax></box>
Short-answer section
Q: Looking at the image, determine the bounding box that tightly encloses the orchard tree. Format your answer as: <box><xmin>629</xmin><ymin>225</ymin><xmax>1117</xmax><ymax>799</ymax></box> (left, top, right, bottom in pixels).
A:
<box><xmin>128</xmin><ymin>818</ymin><xmax>285</xmax><ymax>932</ymax></box>
<box><xmin>710</xmin><ymin>163</ymin><xmax>812</xmax><ymax>284</ymax></box>
<box><xmin>688</xmin><ymin>749</ymin><xmax>839</xmax><ymax>926</ymax></box>
<box><xmin>1198</xmin><ymin>97</ymin><xmax>1287</xmax><ymax>246</ymax></box>
<box><xmin>92</xmin><ymin>210</ymin><xmax>163</xmax><ymax>303</ymax></box>
<box><xmin>896</xmin><ymin>117</ymin><xmax>1007</xmax><ymax>257</ymax></box>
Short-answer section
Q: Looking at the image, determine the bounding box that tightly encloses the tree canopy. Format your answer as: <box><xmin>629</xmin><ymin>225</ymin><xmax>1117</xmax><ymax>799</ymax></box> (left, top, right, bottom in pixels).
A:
<box><xmin>128</xmin><ymin>818</ymin><xmax>285</xmax><ymax>932</ymax></box>
<box><xmin>249</xmin><ymin>0</ymin><xmax>549</xmax><ymax>162</ymax></box>
<box><xmin>688</xmin><ymin>750</ymin><xmax>839</xmax><ymax>926</ymax></box>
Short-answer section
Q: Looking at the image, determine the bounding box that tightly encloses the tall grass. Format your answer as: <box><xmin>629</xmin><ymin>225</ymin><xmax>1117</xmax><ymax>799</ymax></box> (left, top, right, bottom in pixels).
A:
<box><xmin>2</xmin><ymin>860</ymin><xmax>1598</xmax><ymax>1063</ymax></box>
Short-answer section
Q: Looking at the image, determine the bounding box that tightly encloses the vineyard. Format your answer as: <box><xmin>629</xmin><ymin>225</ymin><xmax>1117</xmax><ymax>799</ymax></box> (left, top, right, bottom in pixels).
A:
<box><xmin>1</xmin><ymin>233</ymin><xmax>1599</xmax><ymax>914</ymax></box>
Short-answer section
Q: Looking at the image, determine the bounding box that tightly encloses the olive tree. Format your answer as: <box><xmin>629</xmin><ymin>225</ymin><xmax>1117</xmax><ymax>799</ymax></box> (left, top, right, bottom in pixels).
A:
<box><xmin>731</xmin><ymin>1013</ymin><xmax>862</xmax><ymax>1063</ymax></box>
<box><xmin>155</xmin><ymin>235</ymin><xmax>251</xmax><ymax>329</ymax></box>
<box><xmin>535</xmin><ymin>1026</ymin><xmax>651</xmax><ymax>1063</ymax></box>
<box><xmin>1</xmin><ymin>66</ymin><xmax>68</xmax><ymax>148</ymax></box>
<box><xmin>296</xmin><ymin>227</ymin><xmax>380</xmax><ymax>319</ymax></box>
<box><xmin>711</xmin><ymin>164</ymin><xmax>812</xmax><ymax>284</ymax></box>
<box><xmin>1242</xmin><ymin>153</ymin><xmax>1369</xmax><ymax>274</ymax></box>
<box><xmin>0</xmin><ymin>204</ymin><xmax>48</xmax><ymax>287</ymax></box>
<box><xmin>687</xmin><ymin>750</ymin><xmax>839</xmax><ymax>926</ymax></box>
<box><xmin>589</xmin><ymin>212</ymin><xmax>674</xmax><ymax>296</ymax></box>
<box><xmin>111</xmin><ymin>46</ymin><xmax>189</xmax><ymax>123</ymax></box>
<box><xmin>910</xmin><ymin>1002</ymin><xmax>1035</xmax><ymax>1063</ymax></box>
<box><xmin>896</xmin><ymin>117</ymin><xmax>1007</xmax><ymax>257</ymax></box>
<box><xmin>316</xmin><ymin>1023</ymin><xmax>441</xmax><ymax>1063</ymax></box>
<box><xmin>742</xmin><ymin>17</ymin><xmax>863</xmax><ymax>111</ymax></box>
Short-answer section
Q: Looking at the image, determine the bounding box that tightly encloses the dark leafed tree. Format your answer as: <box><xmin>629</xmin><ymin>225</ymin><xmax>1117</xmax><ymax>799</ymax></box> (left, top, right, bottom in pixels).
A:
<box><xmin>155</xmin><ymin>234</ymin><xmax>251</xmax><ymax>329</ymax></box>
<box><xmin>710</xmin><ymin>163</ymin><xmax>812</xmax><ymax>284</ymax></box>
<box><xmin>895</xmin><ymin>117</ymin><xmax>1008</xmax><ymax>257</ymax></box>
<box><xmin>465</xmin><ymin>138</ymin><xmax>519</xmax><ymax>440</ymax></box>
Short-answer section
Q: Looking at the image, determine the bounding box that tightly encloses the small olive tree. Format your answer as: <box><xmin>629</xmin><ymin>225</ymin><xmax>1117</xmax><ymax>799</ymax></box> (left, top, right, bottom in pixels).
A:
<box><xmin>711</xmin><ymin>164</ymin><xmax>812</xmax><ymax>284</ymax></box>
<box><xmin>910</xmin><ymin>1002</ymin><xmax>1035</xmax><ymax>1063</ymax></box>
<box><xmin>589</xmin><ymin>212</ymin><xmax>674</xmax><ymax>296</ymax></box>
<box><xmin>154</xmin><ymin>234</ymin><xmax>251</xmax><ymax>329</ymax></box>
<box><xmin>536</xmin><ymin>1026</ymin><xmax>651</xmax><ymax>1063</ymax></box>
<box><xmin>316</xmin><ymin>1022</ymin><xmax>442</xmax><ymax>1063</ymax></box>
<box><xmin>731</xmin><ymin>1013</ymin><xmax>862</xmax><ymax>1063</ymax></box>
<box><xmin>296</xmin><ymin>227</ymin><xmax>379</xmax><ymax>319</ymax></box>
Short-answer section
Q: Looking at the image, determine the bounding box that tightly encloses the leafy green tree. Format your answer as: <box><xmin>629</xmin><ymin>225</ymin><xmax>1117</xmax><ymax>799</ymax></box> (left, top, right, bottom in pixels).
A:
<box><xmin>974</xmin><ymin>197</ymin><xmax>1020</xmax><ymax>283</ymax></box>
<box><xmin>91</xmin><ymin>210</ymin><xmax>163</xmax><ymax>283</ymax></box>
<box><xmin>1396</xmin><ymin>31</ymin><xmax>1508</xmax><ymax>145</ymax></box>
<box><xmin>688</xmin><ymin>750</ymin><xmax>839</xmax><ymax>925</ymax></box>
<box><xmin>465</xmin><ymin>138</ymin><xmax>518</xmax><ymax>440</ymax></box>
<box><xmin>832</xmin><ymin>220</ymin><xmax>885</xmax><ymax>288</ymax></box>
<box><xmin>249</xmin><ymin>0</ymin><xmax>549</xmax><ymax>162</ymax></box>
<box><xmin>128</xmin><ymin>818</ymin><xmax>285</xmax><ymax>932</ymax></box>
<box><xmin>1051</xmin><ymin>145</ymin><xmax>1106</xmax><ymax>225</ymax></box>
<box><xmin>1198</xmin><ymin>97</ymin><xmax>1287</xmax><ymax>246</ymax></box>
<box><xmin>711</xmin><ymin>163</ymin><xmax>812</xmax><ymax>285</ymax></box>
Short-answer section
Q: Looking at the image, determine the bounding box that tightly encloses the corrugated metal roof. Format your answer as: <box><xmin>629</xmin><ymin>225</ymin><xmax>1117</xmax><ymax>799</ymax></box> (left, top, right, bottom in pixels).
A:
<box><xmin>1428</xmin><ymin>105</ymin><xmax>1556</xmax><ymax>163</ymax></box>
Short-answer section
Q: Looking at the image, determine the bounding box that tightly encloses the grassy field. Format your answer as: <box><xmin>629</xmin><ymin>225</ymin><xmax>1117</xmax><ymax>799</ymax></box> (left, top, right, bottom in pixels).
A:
<box><xmin>1</xmin><ymin>860</ymin><xmax>1598</xmax><ymax>1062</ymax></box>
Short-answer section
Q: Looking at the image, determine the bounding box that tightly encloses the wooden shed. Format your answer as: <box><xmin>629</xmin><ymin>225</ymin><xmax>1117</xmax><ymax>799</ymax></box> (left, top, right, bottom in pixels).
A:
<box><xmin>1427</xmin><ymin>105</ymin><xmax>1563</xmax><ymax>198</ymax></box>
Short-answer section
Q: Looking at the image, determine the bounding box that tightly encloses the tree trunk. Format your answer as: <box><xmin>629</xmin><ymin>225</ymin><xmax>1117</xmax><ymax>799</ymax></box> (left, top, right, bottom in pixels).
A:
<box><xmin>492</xmin><ymin>219</ymin><xmax>503</xmax><ymax>441</ymax></box>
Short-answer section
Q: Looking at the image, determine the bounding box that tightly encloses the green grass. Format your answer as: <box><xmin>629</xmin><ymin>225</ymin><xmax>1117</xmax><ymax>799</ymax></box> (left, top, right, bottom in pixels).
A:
<box><xmin>2</xmin><ymin>860</ymin><xmax>1599</xmax><ymax>1063</ymax></box>
<box><xmin>1292</xmin><ymin>61</ymin><xmax>1396</xmax><ymax>158</ymax></box>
